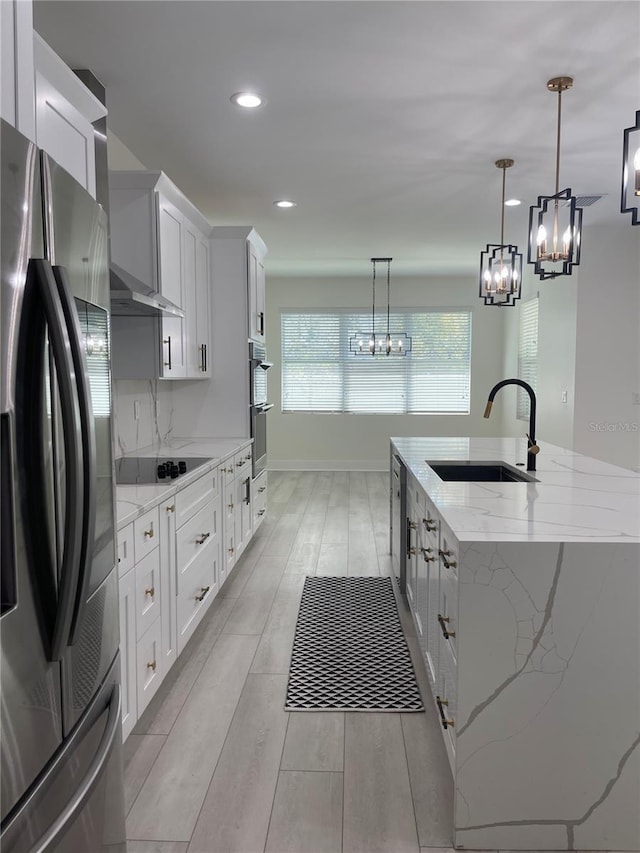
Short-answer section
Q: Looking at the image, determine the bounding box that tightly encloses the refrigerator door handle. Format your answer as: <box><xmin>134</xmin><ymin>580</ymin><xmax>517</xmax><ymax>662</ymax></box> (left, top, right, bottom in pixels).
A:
<box><xmin>51</xmin><ymin>266</ymin><xmax>97</xmax><ymax>645</ymax></box>
<box><xmin>29</xmin><ymin>259</ymin><xmax>84</xmax><ymax>662</ymax></box>
<box><xmin>28</xmin><ymin>684</ymin><xmax>122</xmax><ymax>853</ymax></box>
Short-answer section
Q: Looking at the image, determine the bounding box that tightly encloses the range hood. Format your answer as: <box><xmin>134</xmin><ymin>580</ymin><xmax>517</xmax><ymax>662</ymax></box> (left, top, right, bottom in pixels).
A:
<box><xmin>109</xmin><ymin>262</ymin><xmax>184</xmax><ymax>318</ymax></box>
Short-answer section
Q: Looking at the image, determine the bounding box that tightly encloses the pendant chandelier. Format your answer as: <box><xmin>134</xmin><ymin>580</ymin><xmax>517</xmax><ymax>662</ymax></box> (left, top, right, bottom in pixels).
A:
<box><xmin>349</xmin><ymin>258</ymin><xmax>412</xmax><ymax>356</ymax></box>
<box><xmin>528</xmin><ymin>76</ymin><xmax>583</xmax><ymax>280</ymax></box>
<box><xmin>621</xmin><ymin>110</ymin><xmax>640</xmax><ymax>225</ymax></box>
<box><xmin>479</xmin><ymin>159</ymin><xmax>523</xmax><ymax>307</ymax></box>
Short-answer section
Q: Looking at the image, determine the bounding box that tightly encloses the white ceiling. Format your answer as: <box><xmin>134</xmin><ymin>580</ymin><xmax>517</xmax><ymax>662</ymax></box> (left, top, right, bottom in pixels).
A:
<box><xmin>33</xmin><ymin>1</ymin><xmax>640</xmax><ymax>278</ymax></box>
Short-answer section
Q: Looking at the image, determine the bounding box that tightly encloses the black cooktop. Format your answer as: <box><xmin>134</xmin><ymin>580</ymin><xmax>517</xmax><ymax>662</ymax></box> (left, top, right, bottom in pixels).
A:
<box><xmin>115</xmin><ymin>456</ymin><xmax>213</xmax><ymax>485</ymax></box>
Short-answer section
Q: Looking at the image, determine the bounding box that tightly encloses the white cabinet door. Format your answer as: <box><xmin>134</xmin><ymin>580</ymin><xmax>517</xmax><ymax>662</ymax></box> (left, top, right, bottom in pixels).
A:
<box><xmin>247</xmin><ymin>241</ymin><xmax>265</xmax><ymax>343</ymax></box>
<box><xmin>160</xmin><ymin>499</ymin><xmax>178</xmax><ymax>673</ymax></box>
<box><xmin>194</xmin><ymin>231</ymin><xmax>211</xmax><ymax>376</ymax></box>
<box><xmin>1</xmin><ymin>0</ymin><xmax>35</xmax><ymax>139</ymax></box>
<box><xmin>183</xmin><ymin>221</ymin><xmax>211</xmax><ymax>378</ymax></box>
<box><xmin>156</xmin><ymin>193</ymin><xmax>186</xmax><ymax>378</ymax></box>
<box><xmin>33</xmin><ymin>36</ymin><xmax>107</xmax><ymax>198</ymax></box>
<box><xmin>118</xmin><ymin>568</ymin><xmax>137</xmax><ymax>741</ymax></box>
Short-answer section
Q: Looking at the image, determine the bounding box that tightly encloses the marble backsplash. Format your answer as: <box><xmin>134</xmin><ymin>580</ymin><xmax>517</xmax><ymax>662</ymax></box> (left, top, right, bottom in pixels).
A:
<box><xmin>112</xmin><ymin>379</ymin><xmax>175</xmax><ymax>457</ymax></box>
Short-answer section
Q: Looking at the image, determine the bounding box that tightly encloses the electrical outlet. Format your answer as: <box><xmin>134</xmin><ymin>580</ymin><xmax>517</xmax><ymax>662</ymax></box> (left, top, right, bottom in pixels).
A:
<box><xmin>561</xmin><ymin>390</ymin><xmax>568</xmax><ymax>404</ymax></box>
<box><xmin>134</xmin><ymin>399</ymin><xmax>140</xmax><ymax>420</ymax></box>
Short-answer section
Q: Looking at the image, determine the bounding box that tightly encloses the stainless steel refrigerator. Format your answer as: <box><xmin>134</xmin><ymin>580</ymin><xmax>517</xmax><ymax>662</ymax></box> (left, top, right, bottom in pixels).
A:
<box><xmin>1</xmin><ymin>120</ymin><xmax>126</xmax><ymax>852</ymax></box>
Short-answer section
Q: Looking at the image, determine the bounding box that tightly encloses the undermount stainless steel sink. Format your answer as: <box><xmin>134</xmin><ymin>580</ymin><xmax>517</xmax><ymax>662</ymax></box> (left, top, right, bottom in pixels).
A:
<box><xmin>426</xmin><ymin>460</ymin><xmax>538</xmax><ymax>483</ymax></box>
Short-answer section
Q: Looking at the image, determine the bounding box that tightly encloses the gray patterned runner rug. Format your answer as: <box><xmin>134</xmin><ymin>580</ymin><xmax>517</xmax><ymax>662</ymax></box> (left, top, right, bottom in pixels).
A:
<box><xmin>285</xmin><ymin>576</ymin><xmax>424</xmax><ymax>712</ymax></box>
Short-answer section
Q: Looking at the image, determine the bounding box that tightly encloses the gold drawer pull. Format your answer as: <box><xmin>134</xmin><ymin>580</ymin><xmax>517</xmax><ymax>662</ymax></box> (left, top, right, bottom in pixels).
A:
<box><xmin>143</xmin><ymin>527</ymin><xmax>154</xmax><ymax>539</ymax></box>
<box><xmin>438</xmin><ymin>613</ymin><xmax>456</xmax><ymax>639</ymax></box>
<box><xmin>439</xmin><ymin>549</ymin><xmax>457</xmax><ymax>569</ymax></box>
<box><xmin>407</xmin><ymin>546</ymin><xmax>417</xmax><ymax>556</ymax></box>
<box><xmin>166</xmin><ymin>504</ymin><xmax>175</xmax><ymax>513</ymax></box>
<box><xmin>258</xmin><ymin>486</ymin><xmax>266</xmax><ymax>493</ymax></box>
<box><xmin>423</xmin><ymin>517</ymin><xmax>437</xmax><ymax>532</ymax></box>
<box><xmin>228</xmin><ymin>547</ymin><xmax>234</xmax><ymax>555</ymax></box>
<box><xmin>227</xmin><ymin>502</ymin><xmax>234</xmax><ymax>511</ymax></box>
<box><xmin>195</xmin><ymin>532</ymin><xmax>210</xmax><ymax>545</ymax></box>
<box><xmin>257</xmin><ymin>509</ymin><xmax>266</xmax><ymax>516</ymax></box>
<box><xmin>144</xmin><ymin>586</ymin><xmax>155</xmax><ymax>597</ymax></box>
<box><xmin>195</xmin><ymin>586</ymin><xmax>210</xmax><ymax>602</ymax></box>
<box><xmin>436</xmin><ymin>695</ymin><xmax>454</xmax><ymax>729</ymax></box>
<box><xmin>421</xmin><ymin>547</ymin><xmax>435</xmax><ymax>562</ymax></box>
<box><xmin>147</xmin><ymin>660</ymin><xmax>157</xmax><ymax>672</ymax></box>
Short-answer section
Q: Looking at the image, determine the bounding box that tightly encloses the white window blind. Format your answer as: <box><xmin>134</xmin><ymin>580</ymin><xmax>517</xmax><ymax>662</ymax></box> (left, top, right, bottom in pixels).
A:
<box><xmin>281</xmin><ymin>310</ymin><xmax>472</xmax><ymax>414</ymax></box>
<box><xmin>517</xmin><ymin>298</ymin><xmax>538</xmax><ymax>420</ymax></box>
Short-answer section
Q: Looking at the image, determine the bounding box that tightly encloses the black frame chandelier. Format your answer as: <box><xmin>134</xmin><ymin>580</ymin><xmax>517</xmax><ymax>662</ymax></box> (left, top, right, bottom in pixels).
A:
<box><xmin>349</xmin><ymin>258</ymin><xmax>412</xmax><ymax>356</ymax></box>
<box><xmin>621</xmin><ymin>109</ymin><xmax>640</xmax><ymax>226</ymax></box>
<box><xmin>528</xmin><ymin>76</ymin><xmax>583</xmax><ymax>280</ymax></box>
<box><xmin>479</xmin><ymin>158</ymin><xmax>523</xmax><ymax>307</ymax></box>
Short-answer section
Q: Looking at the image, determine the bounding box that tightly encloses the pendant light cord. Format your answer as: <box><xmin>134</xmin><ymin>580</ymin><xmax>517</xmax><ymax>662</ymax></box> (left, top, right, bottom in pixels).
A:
<box><xmin>500</xmin><ymin>165</ymin><xmax>506</xmax><ymax>245</ymax></box>
<box><xmin>371</xmin><ymin>260</ymin><xmax>376</xmax><ymax>340</ymax></box>
<box><xmin>386</xmin><ymin>259</ymin><xmax>391</xmax><ymax>340</ymax></box>
<box><xmin>555</xmin><ymin>86</ymin><xmax>563</xmax><ymax>196</ymax></box>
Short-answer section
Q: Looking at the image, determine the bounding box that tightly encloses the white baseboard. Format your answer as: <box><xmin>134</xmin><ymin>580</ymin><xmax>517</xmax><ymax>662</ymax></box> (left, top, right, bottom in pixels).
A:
<box><xmin>268</xmin><ymin>459</ymin><xmax>386</xmax><ymax>472</ymax></box>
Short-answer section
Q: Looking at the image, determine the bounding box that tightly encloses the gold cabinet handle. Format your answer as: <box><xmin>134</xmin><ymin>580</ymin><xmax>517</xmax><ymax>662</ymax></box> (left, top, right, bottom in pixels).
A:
<box><xmin>423</xmin><ymin>517</ymin><xmax>437</xmax><ymax>532</ymax></box>
<box><xmin>144</xmin><ymin>527</ymin><xmax>154</xmax><ymax>539</ymax></box>
<box><xmin>220</xmin><ymin>467</ymin><xmax>228</xmax><ymax>473</ymax></box>
<box><xmin>436</xmin><ymin>695</ymin><xmax>454</xmax><ymax>729</ymax></box>
<box><xmin>228</xmin><ymin>547</ymin><xmax>234</xmax><ymax>555</ymax></box>
<box><xmin>144</xmin><ymin>586</ymin><xmax>155</xmax><ymax>597</ymax></box>
<box><xmin>407</xmin><ymin>546</ymin><xmax>417</xmax><ymax>556</ymax></box>
<box><xmin>437</xmin><ymin>613</ymin><xmax>456</xmax><ymax>639</ymax></box>
<box><xmin>439</xmin><ymin>549</ymin><xmax>457</xmax><ymax>569</ymax></box>
<box><xmin>195</xmin><ymin>532</ymin><xmax>210</xmax><ymax>545</ymax></box>
<box><xmin>421</xmin><ymin>547</ymin><xmax>435</xmax><ymax>562</ymax></box>
<box><xmin>147</xmin><ymin>660</ymin><xmax>157</xmax><ymax>672</ymax></box>
<box><xmin>258</xmin><ymin>486</ymin><xmax>266</xmax><ymax>493</ymax></box>
<box><xmin>166</xmin><ymin>504</ymin><xmax>175</xmax><ymax>513</ymax></box>
<box><xmin>227</xmin><ymin>502</ymin><xmax>234</xmax><ymax>511</ymax></box>
<box><xmin>257</xmin><ymin>509</ymin><xmax>266</xmax><ymax>516</ymax></box>
<box><xmin>195</xmin><ymin>586</ymin><xmax>210</xmax><ymax>602</ymax></box>
<box><xmin>408</xmin><ymin>520</ymin><xmax>417</xmax><ymax>530</ymax></box>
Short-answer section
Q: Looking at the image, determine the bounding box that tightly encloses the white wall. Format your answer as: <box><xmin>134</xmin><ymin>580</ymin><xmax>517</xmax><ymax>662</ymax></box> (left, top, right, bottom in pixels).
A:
<box><xmin>108</xmin><ymin>131</ymin><xmax>177</xmax><ymax>455</ymax></box>
<box><xmin>502</xmin><ymin>220</ymin><xmax>639</xmax><ymax>472</ymax></box>
<box><xmin>572</xmin><ymin>222</ymin><xmax>640</xmax><ymax>470</ymax></box>
<box><xmin>501</xmin><ymin>266</ymin><xmax>578</xmax><ymax>450</ymax></box>
<box><xmin>266</xmin><ymin>274</ymin><xmax>509</xmax><ymax>470</ymax></box>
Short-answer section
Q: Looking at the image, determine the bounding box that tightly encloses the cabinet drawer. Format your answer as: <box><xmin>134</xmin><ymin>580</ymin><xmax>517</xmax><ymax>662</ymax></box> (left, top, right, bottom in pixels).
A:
<box><xmin>437</xmin><ymin>639</ymin><xmax>458</xmax><ymax>767</ymax></box>
<box><xmin>233</xmin><ymin>448</ymin><xmax>252</xmax><ymax>477</ymax></box>
<box><xmin>175</xmin><ymin>469</ymin><xmax>217</xmax><ymax>528</ymax></box>
<box><xmin>117</xmin><ymin>524</ymin><xmax>135</xmax><ymax>578</ymax></box>
<box><xmin>438</xmin><ymin>526</ymin><xmax>459</xmax><ymax>578</ymax></box>
<box><xmin>253</xmin><ymin>471</ymin><xmax>267</xmax><ymax>529</ymax></box>
<box><xmin>176</xmin><ymin>497</ymin><xmax>220</xmax><ymax>595</ymax></box>
<box><xmin>135</xmin><ymin>548</ymin><xmax>161</xmax><ymax>641</ymax></box>
<box><xmin>177</xmin><ymin>540</ymin><xmax>218</xmax><ymax>653</ymax></box>
<box><xmin>133</xmin><ymin>506</ymin><xmax>159</xmax><ymax>563</ymax></box>
<box><xmin>438</xmin><ymin>568</ymin><xmax>458</xmax><ymax>662</ymax></box>
<box><xmin>136</xmin><ymin>617</ymin><xmax>162</xmax><ymax>716</ymax></box>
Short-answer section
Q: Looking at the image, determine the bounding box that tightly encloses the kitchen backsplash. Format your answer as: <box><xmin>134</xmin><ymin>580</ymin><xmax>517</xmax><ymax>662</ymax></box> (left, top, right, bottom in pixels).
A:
<box><xmin>113</xmin><ymin>379</ymin><xmax>175</xmax><ymax>456</ymax></box>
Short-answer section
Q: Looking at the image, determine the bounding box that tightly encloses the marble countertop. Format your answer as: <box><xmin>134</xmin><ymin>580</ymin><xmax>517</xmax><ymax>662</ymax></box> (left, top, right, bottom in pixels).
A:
<box><xmin>115</xmin><ymin>437</ymin><xmax>251</xmax><ymax>529</ymax></box>
<box><xmin>391</xmin><ymin>436</ymin><xmax>640</xmax><ymax>543</ymax></box>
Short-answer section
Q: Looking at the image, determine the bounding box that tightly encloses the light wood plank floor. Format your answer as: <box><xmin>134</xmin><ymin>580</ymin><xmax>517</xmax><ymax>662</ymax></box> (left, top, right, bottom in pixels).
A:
<box><xmin>124</xmin><ymin>470</ymin><xmax>458</xmax><ymax>853</ymax></box>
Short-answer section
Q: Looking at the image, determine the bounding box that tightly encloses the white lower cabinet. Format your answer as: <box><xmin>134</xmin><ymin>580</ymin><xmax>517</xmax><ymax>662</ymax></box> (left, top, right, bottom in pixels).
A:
<box><xmin>117</xmin><ymin>443</ymin><xmax>259</xmax><ymax>741</ymax></box>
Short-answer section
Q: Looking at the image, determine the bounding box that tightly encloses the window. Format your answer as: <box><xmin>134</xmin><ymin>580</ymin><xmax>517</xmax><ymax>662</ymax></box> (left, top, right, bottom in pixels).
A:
<box><xmin>517</xmin><ymin>298</ymin><xmax>539</xmax><ymax>420</ymax></box>
<box><xmin>281</xmin><ymin>310</ymin><xmax>472</xmax><ymax>414</ymax></box>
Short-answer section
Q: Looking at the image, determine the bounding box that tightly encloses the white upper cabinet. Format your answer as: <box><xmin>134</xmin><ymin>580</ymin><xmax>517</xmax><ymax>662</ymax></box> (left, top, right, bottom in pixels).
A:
<box><xmin>33</xmin><ymin>35</ymin><xmax>106</xmax><ymax>198</ymax></box>
<box><xmin>248</xmin><ymin>240</ymin><xmax>266</xmax><ymax>344</ymax></box>
<box><xmin>1</xmin><ymin>0</ymin><xmax>36</xmax><ymax>140</ymax></box>
<box><xmin>109</xmin><ymin>171</ymin><xmax>212</xmax><ymax>380</ymax></box>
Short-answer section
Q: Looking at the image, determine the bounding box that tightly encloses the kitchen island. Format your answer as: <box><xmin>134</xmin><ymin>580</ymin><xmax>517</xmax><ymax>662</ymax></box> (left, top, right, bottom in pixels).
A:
<box><xmin>390</xmin><ymin>437</ymin><xmax>640</xmax><ymax>852</ymax></box>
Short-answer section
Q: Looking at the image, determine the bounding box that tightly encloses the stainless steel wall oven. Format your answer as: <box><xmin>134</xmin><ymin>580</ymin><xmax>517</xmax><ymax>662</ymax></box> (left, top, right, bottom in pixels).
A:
<box><xmin>249</xmin><ymin>341</ymin><xmax>273</xmax><ymax>478</ymax></box>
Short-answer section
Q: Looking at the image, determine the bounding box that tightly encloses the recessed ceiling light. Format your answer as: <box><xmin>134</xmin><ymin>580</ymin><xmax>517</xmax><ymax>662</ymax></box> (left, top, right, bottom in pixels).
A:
<box><xmin>230</xmin><ymin>92</ymin><xmax>265</xmax><ymax>108</ymax></box>
<box><xmin>273</xmin><ymin>200</ymin><xmax>296</xmax><ymax>208</ymax></box>
<box><xmin>504</xmin><ymin>198</ymin><xmax>521</xmax><ymax>206</ymax></box>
